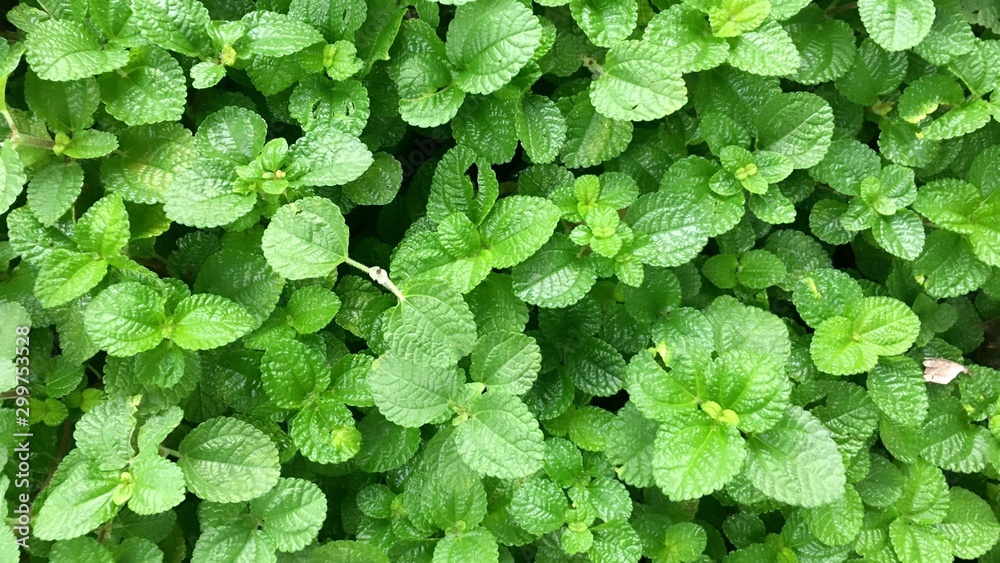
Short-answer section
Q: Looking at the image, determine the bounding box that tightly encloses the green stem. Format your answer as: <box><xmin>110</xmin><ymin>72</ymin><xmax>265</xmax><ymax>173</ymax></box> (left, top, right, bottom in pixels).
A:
<box><xmin>11</xmin><ymin>133</ymin><xmax>55</xmax><ymax>149</ymax></box>
<box><xmin>159</xmin><ymin>446</ymin><xmax>181</xmax><ymax>458</ymax></box>
<box><xmin>343</xmin><ymin>257</ymin><xmax>405</xmax><ymax>301</ymax></box>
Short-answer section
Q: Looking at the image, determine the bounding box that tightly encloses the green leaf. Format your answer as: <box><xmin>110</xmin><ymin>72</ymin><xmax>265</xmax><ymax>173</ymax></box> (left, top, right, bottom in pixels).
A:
<box><xmin>243</xmin><ymin>11</ymin><xmax>324</xmax><ymax>56</ymax></box>
<box><xmin>704</xmin><ymin>295</ymin><xmax>791</xmax><ymax>364</ymax></box>
<box><xmin>100</xmin><ymin>123</ymin><xmax>194</xmax><ymax>204</ymax></box>
<box><xmin>131</xmin><ymin>0</ymin><xmax>212</xmax><ymax>58</ymax></box>
<box><xmin>810</xmin><ymin>315</ymin><xmax>877</xmax><ymax>375</ymax></box>
<box><xmin>627</xmin><ymin>190</ymin><xmax>712</xmax><ymax>268</ymax></box>
<box><xmin>754</xmin><ymin>92</ymin><xmax>834</xmax><ymax>169</ymax></box>
<box><xmin>517</xmin><ymin>95</ymin><xmax>568</xmax><ymax>165</ymax></box>
<box><xmin>434</xmin><ymin>529</ymin><xmax>499</xmax><ymax>563</ymax></box>
<box><xmin>653</xmin><ymin>410</ymin><xmax>746</xmax><ymax>501</ymax></box>
<box><xmin>24</xmin><ymin>72</ymin><xmax>99</xmax><ymax>133</ymax></box>
<box><xmin>190</xmin><ymin>61</ymin><xmax>226</xmax><ymax>89</ymax></box>
<box><xmin>835</xmin><ymin>38</ymin><xmax>908</xmax><ymax>105</ymax></box>
<box><xmin>196</xmin><ymin>106</ymin><xmax>267</xmax><ymax>166</ymax></box>
<box><xmin>512</xmin><ymin>234</ymin><xmax>596</xmax><ymax>308</ymax></box>
<box><xmin>129</xmin><ymin>453</ymin><xmax>186</xmax><ymax>515</ymax></box>
<box><xmin>76</xmin><ymin>194</ymin><xmax>130</xmax><ymax>258</ymax></box>
<box><xmin>570</xmin><ymin>0</ymin><xmax>637</xmax><ymax>48</ymax></box>
<box><xmin>0</xmin><ymin>144</ymin><xmax>27</xmax><ymax>217</ymax></box>
<box><xmin>288</xmin><ymin>0</ymin><xmax>366</xmax><ymax>43</ymax></box>
<box><xmin>853</xmin><ymin>296</ymin><xmax>921</xmax><ymax>355</ymax></box>
<box><xmin>164</xmin><ymin>159</ymin><xmax>254</xmax><ymax>228</ymax></box>
<box><xmin>867</xmin><ymin>356</ymin><xmax>928</xmax><ymax>427</ymax></box>
<box><xmin>590</xmin><ymin>41</ymin><xmax>688</xmax><ymax>122</ymax></box>
<box><xmin>35</xmin><ymin>462</ymin><xmax>123</xmax><ymax>540</ymax></box>
<box><xmin>859</xmin><ymin>0</ymin><xmax>936</xmax><ymax>51</ymax></box>
<box><xmin>25</xmin><ymin>19</ymin><xmax>129</xmax><ymax>80</ymax></box>
<box><xmin>786</xmin><ymin>18</ymin><xmax>856</xmax><ymax>85</ymax></box>
<box><xmin>353</xmin><ymin>413</ymin><xmax>420</xmax><ymax>472</ymax></box>
<box><xmin>644</xmin><ymin>4</ymin><xmax>730</xmax><ymax>73</ymax></box>
<box><xmin>169</xmin><ymin>293</ymin><xmax>254</xmax><ymax>350</ymax></box>
<box><xmin>626</xmin><ymin>350</ymin><xmax>700</xmax><ymax>423</ymax></box>
<box><xmin>913</xmin><ymin>230</ymin><xmax>990</xmax><ymax>299</ymax></box>
<box><xmin>178</xmin><ymin>416</ymin><xmax>281</xmax><ymax>503</ymax></box>
<box><xmin>261</xmin><ymin>197</ymin><xmax>350</xmax><ymax>280</ymax></box>
<box><xmin>709</xmin><ymin>0</ymin><xmax>771</xmax><ymax>37</ymax></box>
<box><xmin>73</xmin><ymin>398</ymin><xmax>136</xmax><ymax>471</ymax></box>
<box><xmin>736</xmin><ymin>249</ymin><xmax>786</xmax><ymax>289</ymax></box>
<box><xmin>872</xmin><ymin>209</ymin><xmax>925</xmax><ymax>261</ymax></box>
<box><xmin>85</xmin><ymin>282</ymin><xmax>166</xmax><ymax>357</ymax></box>
<box><xmin>290</xmin><ymin>394</ymin><xmax>361</xmax><ymax>464</ymax></box>
<box><xmin>386</xmin><ymin>279</ymin><xmax>477</xmax><ymax>365</ymax></box>
<box><xmin>35</xmin><ymin>249</ymin><xmax>108</xmax><ymax>308</ymax></box>
<box><xmin>193</xmin><ymin>249</ymin><xmax>284</xmax><ymax>328</ymax></box>
<box><xmin>481</xmin><ymin>195</ymin><xmax>561</xmax><ymax>269</ymax></box>
<box><xmin>288</xmin><ymin>125</ymin><xmax>374</xmax><ymax>186</ymax></box>
<box><xmin>261</xmin><ymin>339</ymin><xmax>330</xmax><ymax>408</ymax></box>
<box><xmin>896</xmin><ymin>461</ymin><xmax>949</xmax><ymax>524</ymax></box>
<box><xmin>287</xmin><ymin>286</ymin><xmax>340</xmax><ymax>334</ymax></box>
<box><xmin>727</xmin><ymin>21</ymin><xmax>800</xmax><ymax>77</ymax></box>
<box><xmin>935</xmin><ymin>487</ymin><xmax>1000</xmax><ymax>559</ymax></box>
<box><xmin>343</xmin><ymin>152</ymin><xmax>402</xmax><ymax>206</ymax></box>
<box><xmin>453</xmin><ymin>94</ymin><xmax>519</xmax><ymax>164</ymax></box>
<box><xmin>50</xmin><ymin>537</ymin><xmax>114</xmax><ymax>563</ymax></box>
<box><xmin>368</xmin><ymin>352</ymin><xmax>463</xmax><ymax>427</ymax></box>
<box><xmin>99</xmin><ymin>45</ymin><xmax>186</xmax><ymax>126</ymax></box>
<box><xmin>745</xmin><ymin>406</ymin><xmax>846</xmax><ymax>507</ymax></box>
<box><xmin>391</xmin><ymin>21</ymin><xmax>466</xmax><ymax>128</ymax></box>
<box><xmin>455</xmin><ymin>391</ymin><xmax>545</xmax><ymax>478</ymax></box>
<box><xmin>249</xmin><ymin>478</ymin><xmax>327</xmax><ymax>552</ymax></box>
<box><xmin>510</xmin><ymin>478</ymin><xmax>567</xmax><ymax>535</ymax></box>
<box><xmin>470</xmin><ymin>331</ymin><xmax>541</xmax><ymax>395</ymax></box>
<box><xmin>889</xmin><ymin>520</ymin><xmax>952</xmax><ymax>563</ymax></box>
<box><xmin>711</xmin><ymin>350</ymin><xmax>790</xmax><ymax>433</ymax></box>
<box><xmin>446</xmin><ymin>0</ymin><xmax>542</xmax><ymax>95</ymax></box>
<box><xmin>27</xmin><ymin>161</ymin><xmax>84</xmax><ymax>226</ymax></box>
<box><xmin>802</xmin><ymin>485</ymin><xmax>864</xmax><ymax>546</ymax></box>
<box><xmin>559</xmin><ymin>93</ymin><xmax>633</xmax><ymax>169</ymax></box>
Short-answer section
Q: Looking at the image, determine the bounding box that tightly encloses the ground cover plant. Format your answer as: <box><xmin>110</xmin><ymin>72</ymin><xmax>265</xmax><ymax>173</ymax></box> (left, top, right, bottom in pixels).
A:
<box><xmin>1</xmin><ymin>0</ymin><xmax>1000</xmax><ymax>560</ymax></box>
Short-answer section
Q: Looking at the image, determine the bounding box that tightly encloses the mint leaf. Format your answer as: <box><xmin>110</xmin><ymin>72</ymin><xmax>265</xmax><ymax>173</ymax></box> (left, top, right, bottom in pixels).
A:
<box><xmin>85</xmin><ymin>282</ymin><xmax>166</xmax><ymax>356</ymax></box>
<box><xmin>25</xmin><ymin>19</ymin><xmax>129</xmax><ymax>80</ymax></box>
<box><xmin>590</xmin><ymin>41</ymin><xmax>687</xmax><ymax>122</ymax></box>
<box><xmin>169</xmin><ymin>293</ymin><xmax>254</xmax><ymax>350</ymax></box>
<box><xmin>262</xmin><ymin>197</ymin><xmax>350</xmax><ymax>280</ymax></box>
<box><xmin>653</xmin><ymin>411</ymin><xmax>746</xmax><ymax>501</ymax></box>
<box><xmin>859</xmin><ymin>0</ymin><xmax>936</xmax><ymax>51</ymax></box>
<box><xmin>455</xmin><ymin>391</ymin><xmax>545</xmax><ymax>478</ymax></box>
<box><xmin>447</xmin><ymin>0</ymin><xmax>542</xmax><ymax>95</ymax></box>
<box><xmin>178</xmin><ymin>416</ymin><xmax>281</xmax><ymax>503</ymax></box>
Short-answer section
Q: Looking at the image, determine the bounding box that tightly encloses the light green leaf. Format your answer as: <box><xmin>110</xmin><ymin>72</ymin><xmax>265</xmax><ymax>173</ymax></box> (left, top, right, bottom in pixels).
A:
<box><xmin>559</xmin><ymin>93</ymin><xmax>633</xmax><ymax>169</ymax></box>
<box><xmin>25</xmin><ymin>19</ymin><xmax>129</xmax><ymax>80</ymax></box>
<box><xmin>889</xmin><ymin>520</ymin><xmax>952</xmax><ymax>563</ymax></box>
<box><xmin>368</xmin><ymin>353</ymin><xmax>463</xmax><ymax>427</ymax></box>
<box><xmin>627</xmin><ymin>191</ymin><xmax>711</xmax><ymax>268</ymax></box>
<box><xmin>129</xmin><ymin>453</ymin><xmax>186</xmax><ymax>515</ymax></box>
<box><xmin>868</xmin><ymin>356</ymin><xmax>928</xmax><ymax>427</ymax></box>
<box><xmin>802</xmin><ymin>485</ymin><xmax>864</xmax><ymax>546</ymax></box>
<box><xmin>193</xmin><ymin>249</ymin><xmax>284</xmax><ymax>328</ymax></box>
<box><xmin>745</xmin><ymin>406</ymin><xmax>846</xmax><ymax>507</ymax></box>
<box><xmin>644</xmin><ymin>4</ymin><xmax>730</xmax><ymax>73</ymax></box>
<box><xmin>590</xmin><ymin>41</ymin><xmax>687</xmax><ymax>122</ymax></box>
<box><xmin>835</xmin><ymin>38</ymin><xmax>908</xmax><ymax>105</ymax></box>
<box><xmin>243</xmin><ymin>11</ymin><xmax>324</xmax><ymax>56</ymax></box>
<box><xmin>27</xmin><ymin>161</ymin><xmax>84</xmax><ymax>226</ymax></box>
<box><xmin>935</xmin><ymin>487</ymin><xmax>1000</xmax><ymax>559</ymax></box>
<box><xmin>859</xmin><ymin>0</ymin><xmax>936</xmax><ymax>51</ymax></box>
<box><xmin>391</xmin><ymin>21</ymin><xmax>465</xmax><ymax>128</ymax></box>
<box><xmin>261</xmin><ymin>339</ymin><xmax>330</xmax><ymax>408</ymax></box>
<box><xmin>100</xmin><ymin>122</ymin><xmax>194</xmax><ymax>204</ymax></box>
<box><xmin>510</xmin><ymin>478</ymin><xmax>567</xmax><ymax>535</ymax></box>
<box><xmin>34</xmin><ymin>462</ymin><xmax>123</xmax><ymax>540</ymax></box>
<box><xmin>163</xmin><ymin>159</ymin><xmax>254</xmax><ymax>228</ymax></box>
<box><xmin>570</xmin><ymin>0</ymin><xmax>637</xmax><ymax>48</ymax></box>
<box><xmin>517</xmin><ymin>95</ymin><xmax>567</xmax><ymax>165</ymax></box>
<box><xmin>50</xmin><ymin>537</ymin><xmax>114</xmax><ymax>563</ymax></box>
<box><xmin>754</xmin><ymin>91</ymin><xmax>834</xmax><ymax>169</ymax></box>
<box><xmin>98</xmin><ymin>45</ymin><xmax>186</xmax><ymax>126</ymax></box>
<box><xmin>455</xmin><ymin>391</ymin><xmax>545</xmax><ymax>479</ymax></box>
<box><xmin>626</xmin><ymin>350</ymin><xmax>700</xmax><ymax>423</ymax></box>
<box><xmin>470</xmin><ymin>331</ymin><xmax>541</xmax><ymax>395</ymax></box>
<box><xmin>169</xmin><ymin>293</ymin><xmax>254</xmax><ymax>350</ymax></box>
<box><xmin>709</xmin><ymin>0</ymin><xmax>771</xmax><ymax>37</ymax></box>
<box><xmin>343</xmin><ymin>152</ymin><xmax>402</xmax><ymax>206</ymax></box>
<box><xmin>249</xmin><ymin>478</ymin><xmax>327</xmax><ymax>552</ymax></box>
<box><xmin>0</xmin><ymin>144</ymin><xmax>27</xmax><ymax>216</ymax></box>
<box><xmin>288</xmin><ymin>125</ymin><xmax>374</xmax><ymax>186</ymax></box>
<box><xmin>913</xmin><ymin>230</ymin><xmax>990</xmax><ymax>299</ymax></box>
<box><xmin>73</xmin><ymin>397</ymin><xmax>136</xmax><ymax>471</ymax></box>
<box><xmin>447</xmin><ymin>0</ymin><xmax>542</xmax><ymax>95</ymax></box>
<box><xmin>85</xmin><ymin>282</ymin><xmax>166</xmax><ymax>357</ymax></box>
<box><xmin>872</xmin><ymin>209</ymin><xmax>925</xmax><ymax>260</ymax></box>
<box><xmin>35</xmin><ymin>250</ymin><xmax>108</xmax><ymax>308</ymax></box>
<box><xmin>512</xmin><ymin>234</ymin><xmax>596</xmax><ymax>308</ymax></box>
<box><xmin>711</xmin><ymin>350</ymin><xmax>790</xmax><ymax>433</ymax></box>
<box><xmin>481</xmin><ymin>195</ymin><xmax>561</xmax><ymax>269</ymax></box>
<box><xmin>24</xmin><ymin>72</ymin><xmax>99</xmax><ymax>133</ymax></box>
<box><xmin>76</xmin><ymin>194</ymin><xmax>130</xmax><ymax>258</ymax></box>
<box><xmin>131</xmin><ymin>0</ymin><xmax>212</xmax><ymax>58</ymax></box>
<box><xmin>433</xmin><ymin>529</ymin><xmax>499</xmax><ymax>563</ymax></box>
<box><xmin>196</xmin><ymin>106</ymin><xmax>267</xmax><ymax>166</ymax></box>
<box><xmin>386</xmin><ymin>279</ymin><xmax>477</xmax><ymax>366</ymax></box>
<box><xmin>786</xmin><ymin>18</ymin><xmax>856</xmax><ymax>85</ymax></box>
<box><xmin>853</xmin><ymin>296</ymin><xmax>920</xmax><ymax>355</ymax></box>
<box><xmin>261</xmin><ymin>197</ymin><xmax>350</xmax><ymax>280</ymax></box>
<box><xmin>287</xmin><ymin>286</ymin><xmax>340</xmax><ymax>334</ymax></box>
<box><xmin>727</xmin><ymin>21</ymin><xmax>800</xmax><ymax>77</ymax></box>
<box><xmin>653</xmin><ymin>410</ymin><xmax>746</xmax><ymax>501</ymax></box>
<box><xmin>290</xmin><ymin>394</ymin><xmax>361</xmax><ymax>464</ymax></box>
<box><xmin>178</xmin><ymin>416</ymin><xmax>281</xmax><ymax>503</ymax></box>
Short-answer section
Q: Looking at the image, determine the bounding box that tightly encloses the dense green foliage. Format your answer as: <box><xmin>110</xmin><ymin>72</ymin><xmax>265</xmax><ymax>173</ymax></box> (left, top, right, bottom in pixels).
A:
<box><xmin>1</xmin><ymin>0</ymin><xmax>1000</xmax><ymax>560</ymax></box>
